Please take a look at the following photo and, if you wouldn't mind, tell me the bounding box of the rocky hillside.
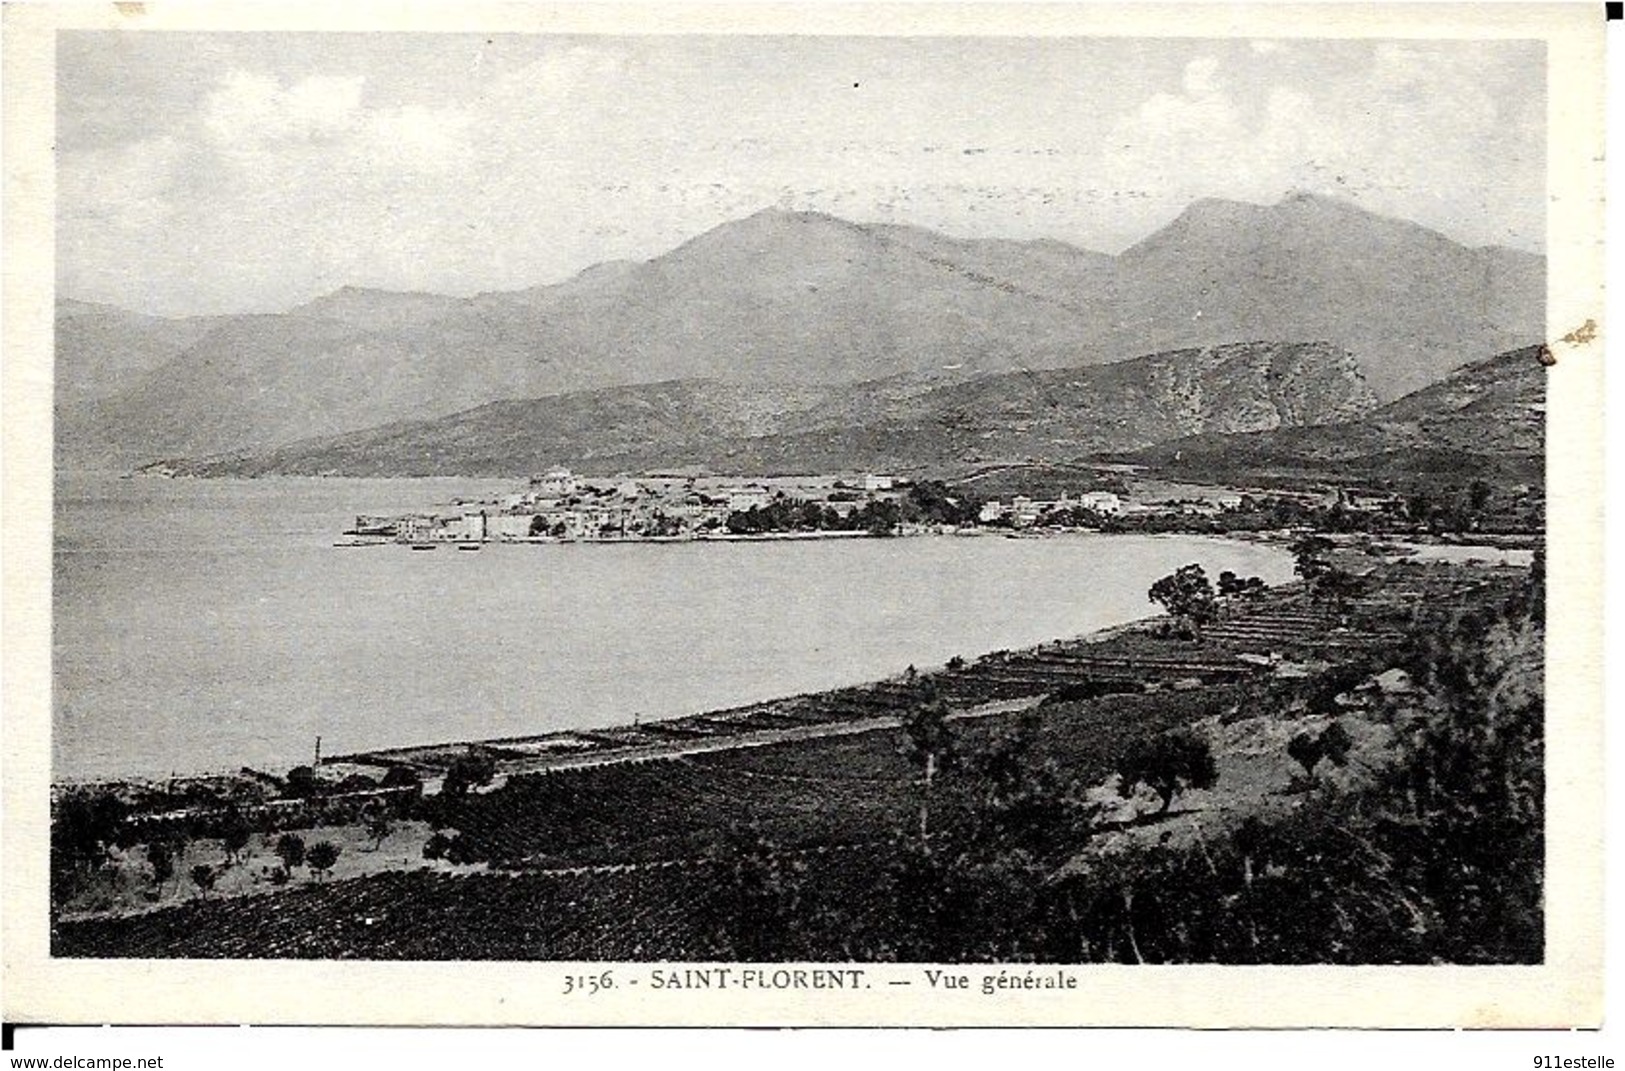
[59,195,1542,470]
[161,341,1375,478]
[1112,345,1546,488]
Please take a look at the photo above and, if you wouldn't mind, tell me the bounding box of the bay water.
[53,474,1294,782]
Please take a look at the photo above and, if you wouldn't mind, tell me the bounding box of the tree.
[902,481,979,527]
[422,830,455,861]
[284,765,320,798]
[366,810,393,851]
[441,752,497,798]
[967,710,1096,860]
[1312,567,1365,610]
[1218,572,1268,600]
[146,841,175,893]
[1288,722,1354,783]
[901,692,956,842]
[1116,729,1219,815]
[381,765,423,792]
[1287,731,1327,780]
[1147,564,1218,639]
[380,765,424,813]
[190,864,217,899]
[53,790,126,874]
[306,841,341,880]
[218,808,251,865]
[274,832,306,875]
[1319,721,1353,769]
[335,772,378,794]
[860,497,901,537]
[1291,535,1336,583]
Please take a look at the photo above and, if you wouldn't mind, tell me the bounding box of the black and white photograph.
[2,0,1607,1035]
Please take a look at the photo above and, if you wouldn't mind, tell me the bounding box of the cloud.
[55,37,1543,315]
[1104,55,1248,201]
[203,71,365,148]
[58,65,496,312]
[1100,44,1543,250]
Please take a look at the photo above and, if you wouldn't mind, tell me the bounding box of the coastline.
[50,597,1179,797]
[48,554,1536,942]
[51,527,1528,796]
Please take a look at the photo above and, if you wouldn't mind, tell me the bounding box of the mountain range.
[159,340,1378,478]
[56,193,1543,473]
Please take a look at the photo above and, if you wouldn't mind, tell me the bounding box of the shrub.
[422,831,454,861]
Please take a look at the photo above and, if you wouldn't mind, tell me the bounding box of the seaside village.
[346,468,1158,545]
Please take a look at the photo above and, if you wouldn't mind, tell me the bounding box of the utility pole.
[314,735,322,767]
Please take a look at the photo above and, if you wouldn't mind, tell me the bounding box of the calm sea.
[52,474,1294,782]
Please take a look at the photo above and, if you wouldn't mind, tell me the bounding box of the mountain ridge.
[1109,345,1546,488]
[58,194,1543,470]
[157,340,1376,478]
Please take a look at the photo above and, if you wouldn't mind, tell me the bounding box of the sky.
[56,32,1546,317]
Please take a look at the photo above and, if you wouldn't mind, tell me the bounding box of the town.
[343,466,1513,547]
[343,467,1120,545]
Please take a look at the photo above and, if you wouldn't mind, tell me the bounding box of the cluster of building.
[977,490,1127,527]
[352,469,905,544]
[350,464,1437,546]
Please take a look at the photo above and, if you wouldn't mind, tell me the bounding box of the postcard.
[1,1,1605,1028]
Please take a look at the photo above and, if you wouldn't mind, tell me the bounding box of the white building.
[531,469,579,496]
[1079,491,1124,516]
[487,514,536,540]
[397,514,442,542]
[863,474,895,492]
[725,486,772,512]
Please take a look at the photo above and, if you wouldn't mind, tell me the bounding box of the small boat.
[410,543,438,551]
[457,542,483,552]
[333,538,389,548]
